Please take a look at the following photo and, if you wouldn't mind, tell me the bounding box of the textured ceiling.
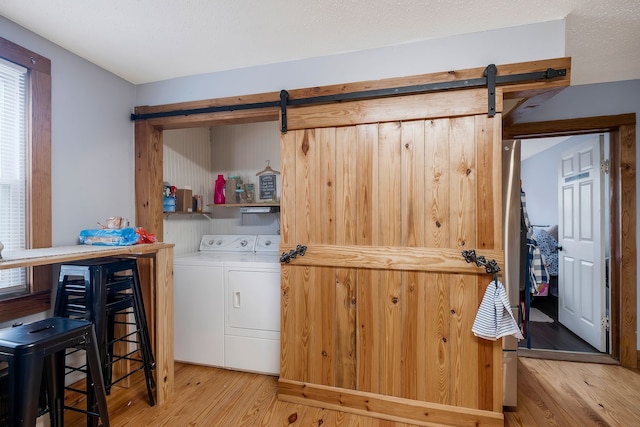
[0,0,639,85]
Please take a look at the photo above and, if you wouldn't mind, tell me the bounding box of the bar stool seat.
[55,257,155,406]
[0,317,109,427]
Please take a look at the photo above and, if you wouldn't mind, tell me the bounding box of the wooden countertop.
[0,242,174,270]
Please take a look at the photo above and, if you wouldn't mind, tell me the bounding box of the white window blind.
[0,57,27,292]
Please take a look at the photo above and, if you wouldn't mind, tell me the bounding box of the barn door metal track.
[130,65,566,133]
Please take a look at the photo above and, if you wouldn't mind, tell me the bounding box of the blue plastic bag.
[79,227,139,246]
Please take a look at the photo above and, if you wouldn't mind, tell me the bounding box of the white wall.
[135,20,566,106]
[0,16,136,246]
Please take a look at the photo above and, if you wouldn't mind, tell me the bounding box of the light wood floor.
[61,357,640,427]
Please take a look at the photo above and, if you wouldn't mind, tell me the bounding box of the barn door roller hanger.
[279,64,565,132]
[130,64,566,133]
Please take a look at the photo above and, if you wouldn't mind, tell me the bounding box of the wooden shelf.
[163,211,211,218]
[207,203,280,208]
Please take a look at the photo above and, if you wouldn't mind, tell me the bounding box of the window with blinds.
[0,57,27,292]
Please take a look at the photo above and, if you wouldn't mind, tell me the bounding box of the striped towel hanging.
[472,280,524,341]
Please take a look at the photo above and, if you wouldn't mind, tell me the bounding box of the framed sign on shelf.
[259,174,276,201]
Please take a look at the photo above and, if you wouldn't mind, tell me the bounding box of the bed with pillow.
[532,225,559,296]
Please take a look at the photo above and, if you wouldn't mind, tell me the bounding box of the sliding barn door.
[279,88,504,416]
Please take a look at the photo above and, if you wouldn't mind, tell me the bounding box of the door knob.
[556,246,563,251]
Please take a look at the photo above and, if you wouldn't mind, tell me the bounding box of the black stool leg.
[131,305,155,406]
[131,265,155,371]
[91,265,109,370]
[43,351,65,427]
[104,309,117,395]
[8,352,44,426]
[130,265,156,404]
[85,326,110,427]
[53,277,66,318]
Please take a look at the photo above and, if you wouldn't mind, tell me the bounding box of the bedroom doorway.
[518,133,610,355]
[503,113,635,368]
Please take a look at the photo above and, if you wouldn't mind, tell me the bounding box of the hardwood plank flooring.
[505,357,640,426]
[518,296,599,353]
[58,359,640,427]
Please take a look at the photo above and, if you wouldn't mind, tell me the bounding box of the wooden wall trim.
[503,113,636,140]
[278,379,504,427]
[279,244,503,274]
[0,291,50,323]
[134,121,164,238]
[502,87,565,131]
[133,57,570,130]
[618,123,637,368]
[610,130,622,361]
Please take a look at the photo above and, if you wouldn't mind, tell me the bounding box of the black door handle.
[556,246,563,251]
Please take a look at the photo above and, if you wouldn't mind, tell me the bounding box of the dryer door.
[225,267,280,339]
[224,265,281,375]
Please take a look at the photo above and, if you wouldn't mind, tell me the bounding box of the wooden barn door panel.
[334,126,358,390]
[279,88,503,416]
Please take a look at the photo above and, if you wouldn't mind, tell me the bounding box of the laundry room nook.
[161,121,282,254]
[162,121,283,377]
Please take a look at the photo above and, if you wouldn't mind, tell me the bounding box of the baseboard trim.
[518,348,619,365]
[278,378,504,427]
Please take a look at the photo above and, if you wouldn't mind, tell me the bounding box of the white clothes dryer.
[223,234,281,375]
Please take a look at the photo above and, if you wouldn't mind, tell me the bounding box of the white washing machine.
[173,234,281,375]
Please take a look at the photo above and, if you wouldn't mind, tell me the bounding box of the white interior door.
[557,135,606,351]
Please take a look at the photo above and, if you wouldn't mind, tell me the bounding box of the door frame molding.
[505,113,637,368]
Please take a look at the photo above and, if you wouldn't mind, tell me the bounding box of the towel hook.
[461,249,501,274]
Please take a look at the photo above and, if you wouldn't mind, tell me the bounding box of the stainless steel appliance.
[502,139,522,407]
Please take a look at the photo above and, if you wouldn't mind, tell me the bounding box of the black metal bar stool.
[0,317,109,427]
[54,258,155,406]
